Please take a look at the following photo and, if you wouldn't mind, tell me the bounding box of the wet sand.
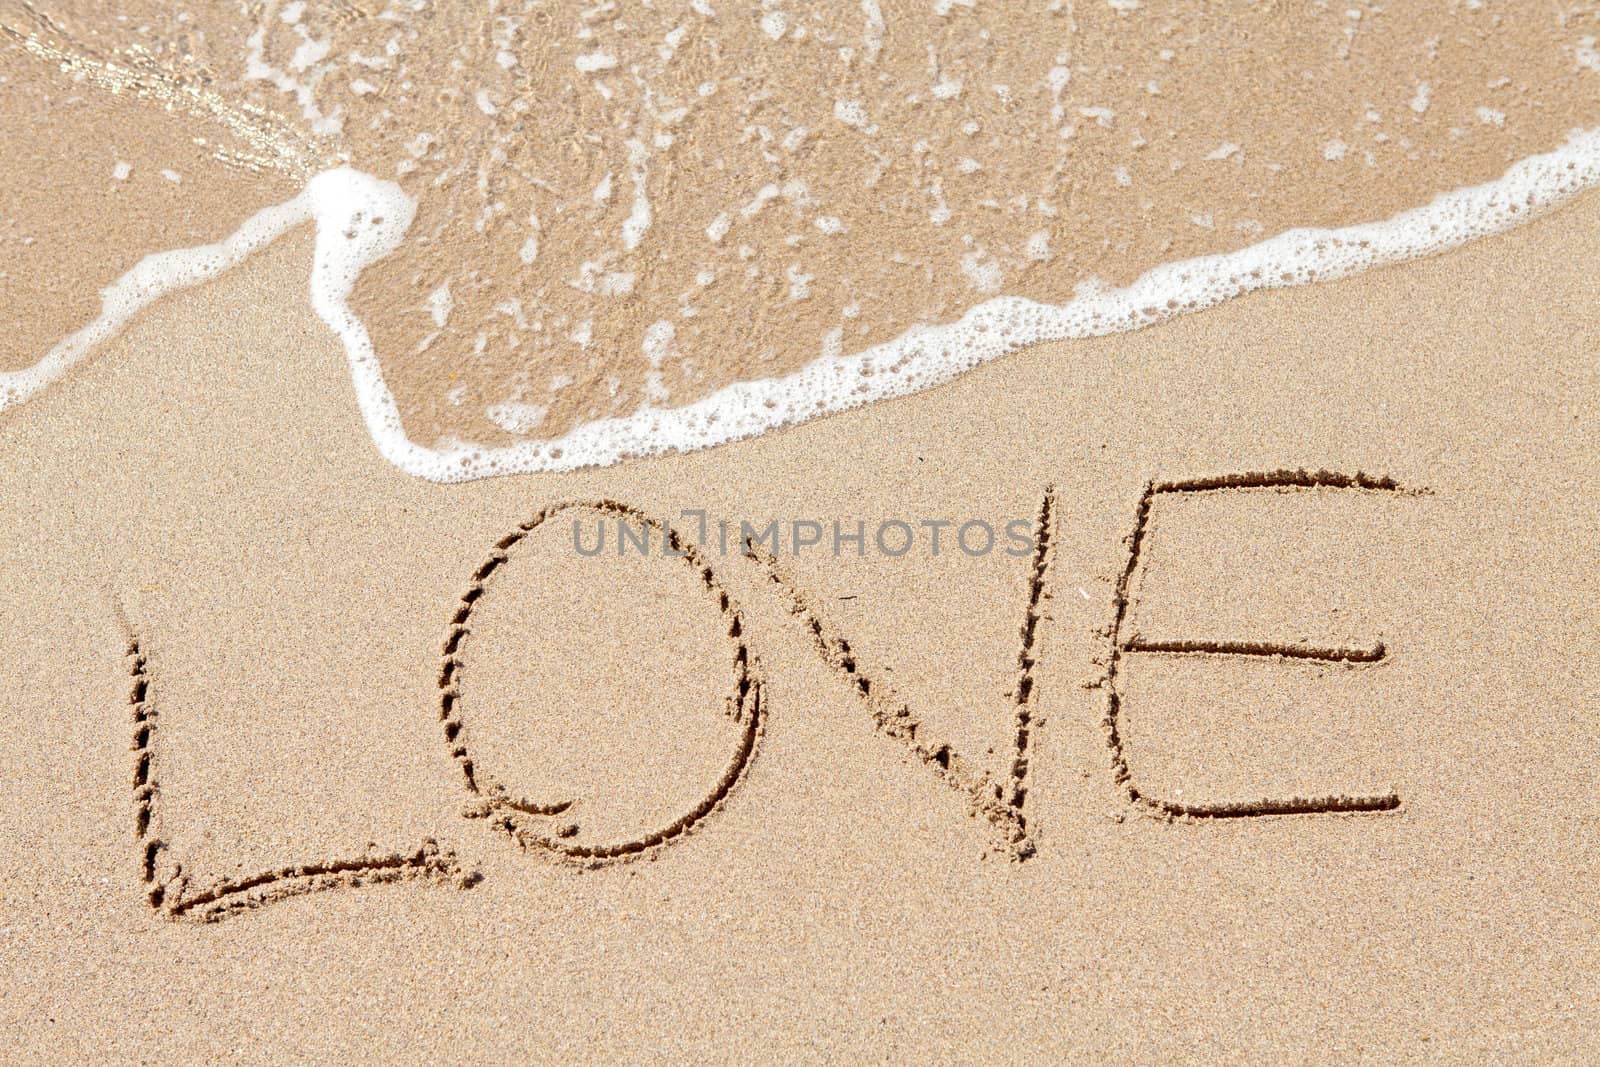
[6,1,1600,446]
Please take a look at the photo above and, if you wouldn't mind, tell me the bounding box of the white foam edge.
[4,128,1598,482]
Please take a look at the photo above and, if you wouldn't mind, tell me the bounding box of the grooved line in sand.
[123,632,471,923]
[745,487,1059,861]
[441,500,767,865]
[1102,469,1414,820]
[1008,486,1057,834]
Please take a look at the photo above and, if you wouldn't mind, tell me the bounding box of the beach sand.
[0,173,1595,1060]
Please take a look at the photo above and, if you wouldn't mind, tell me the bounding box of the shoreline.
[1,129,1597,480]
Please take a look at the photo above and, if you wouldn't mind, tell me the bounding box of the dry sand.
[0,172,1596,1060]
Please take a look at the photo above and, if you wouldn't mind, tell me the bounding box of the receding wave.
[3,2,1599,478]
[2,130,1598,479]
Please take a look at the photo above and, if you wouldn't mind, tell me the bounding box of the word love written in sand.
[124,470,1414,922]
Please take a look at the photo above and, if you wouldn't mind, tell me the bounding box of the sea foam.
[4,131,1599,482]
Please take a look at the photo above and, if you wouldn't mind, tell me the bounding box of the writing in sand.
[122,469,1424,923]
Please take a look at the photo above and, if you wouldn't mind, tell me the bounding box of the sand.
[0,164,1596,1060]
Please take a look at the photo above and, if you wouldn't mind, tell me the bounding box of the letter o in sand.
[437,501,764,863]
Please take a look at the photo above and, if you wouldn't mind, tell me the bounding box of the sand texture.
[0,173,1596,1061]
